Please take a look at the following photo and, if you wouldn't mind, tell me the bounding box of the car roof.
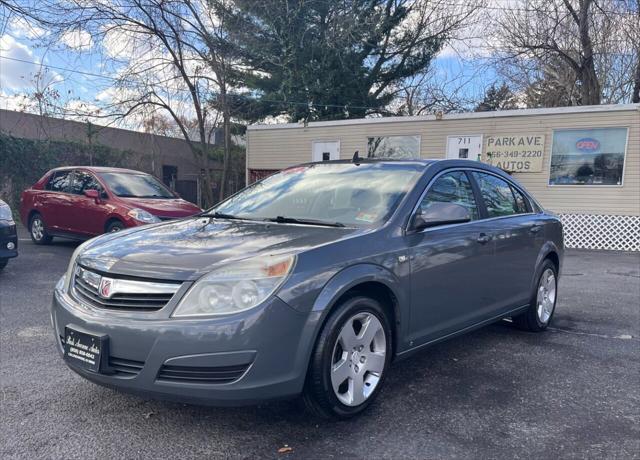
[294,158,524,187]
[49,166,148,175]
[297,158,504,173]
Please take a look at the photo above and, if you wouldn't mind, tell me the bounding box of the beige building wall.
[247,104,640,217]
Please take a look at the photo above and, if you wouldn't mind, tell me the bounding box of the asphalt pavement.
[1,228,639,459]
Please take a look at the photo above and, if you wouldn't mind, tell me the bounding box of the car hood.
[78,217,362,281]
[119,197,201,218]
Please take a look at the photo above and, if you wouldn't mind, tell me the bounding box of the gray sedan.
[51,159,563,418]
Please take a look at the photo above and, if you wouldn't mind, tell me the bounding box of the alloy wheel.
[330,312,386,407]
[31,218,44,241]
[536,268,556,324]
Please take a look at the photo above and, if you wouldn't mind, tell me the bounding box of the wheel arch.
[104,216,125,232]
[27,209,41,226]
[310,264,406,359]
[536,241,562,274]
[530,242,563,294]
[545,250,560,272]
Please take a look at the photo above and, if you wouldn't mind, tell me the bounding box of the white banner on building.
[484,134,545,172]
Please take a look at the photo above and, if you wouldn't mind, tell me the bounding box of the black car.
[0,199,18,270]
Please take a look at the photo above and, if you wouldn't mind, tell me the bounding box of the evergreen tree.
[474,83,518,112]
[217,0,448,121]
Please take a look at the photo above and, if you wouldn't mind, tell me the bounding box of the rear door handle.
[530,225,543,234]
[477,233,492,244]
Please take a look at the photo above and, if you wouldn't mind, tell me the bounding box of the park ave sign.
[483,134,545,172]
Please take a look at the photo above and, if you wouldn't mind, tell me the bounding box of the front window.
[98,173,174,198]
[214,162,424,227]
[367,135,420,159]
[70,171,106,197]
[549,128,628,185]
[420,171,479,220]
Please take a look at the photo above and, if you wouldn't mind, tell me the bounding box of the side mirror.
[411,202,471,231]
[84,189,101,203]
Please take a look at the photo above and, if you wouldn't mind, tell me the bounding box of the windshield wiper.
[201,211,245,220]
[265,216,345,228]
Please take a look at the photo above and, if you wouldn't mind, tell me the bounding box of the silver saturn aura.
[52,159,563,419]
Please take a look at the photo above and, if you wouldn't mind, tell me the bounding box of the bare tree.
[44,0,239,205]
[626,2,640,103]
[391,70,475,115]
[493,0,638,106]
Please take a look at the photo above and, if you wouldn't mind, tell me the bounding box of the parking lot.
[1,228,638,459]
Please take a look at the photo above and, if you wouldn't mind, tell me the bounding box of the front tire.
[513,259,558,332]
[29,213,53,245]
[0,258,7,270]
[303,295,392,419]
[106,220,125,233]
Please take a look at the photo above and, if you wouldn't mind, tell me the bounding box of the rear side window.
[420,171,479,220]
[473,172,519,218]
[46,171,72,192]
[511,186,529,214]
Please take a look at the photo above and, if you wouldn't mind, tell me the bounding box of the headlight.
[56,274,67,291]
[128,208,160,223]
[60,240,92,294]
[0,201,14,223]
[172,254,295,317]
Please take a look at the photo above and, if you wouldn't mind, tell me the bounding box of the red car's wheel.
[29,213,53,245]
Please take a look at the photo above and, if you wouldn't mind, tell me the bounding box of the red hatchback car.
[20,167,202,244]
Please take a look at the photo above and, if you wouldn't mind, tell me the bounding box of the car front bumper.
[0,221,18,259]
[51,287,320,406]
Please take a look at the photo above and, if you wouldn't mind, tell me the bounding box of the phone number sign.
[484,135,545,172]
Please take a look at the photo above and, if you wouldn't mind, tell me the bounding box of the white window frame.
[547,126,630,188]
[311,139,341,162]
[365,134,422,159]
[446,134,484,161]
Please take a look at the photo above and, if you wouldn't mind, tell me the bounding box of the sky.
[0,2,507,134]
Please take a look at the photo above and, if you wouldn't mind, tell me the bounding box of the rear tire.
[105,220,125,233]
[29,213,53,245]
[513,259,558,332]
[303,295,392,419]
[0,258,7,270]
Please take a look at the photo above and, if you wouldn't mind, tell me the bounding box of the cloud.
[8,16,48,40]
[60,29,94,50]
[102,26,152,60]
[0,35,40,90]
[0,91,36,111]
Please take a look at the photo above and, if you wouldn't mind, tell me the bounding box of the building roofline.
[247,103,640,131]
[0,108,189,144]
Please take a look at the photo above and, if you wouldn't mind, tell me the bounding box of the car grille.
[156,364,250,385]
[72,266,180,311]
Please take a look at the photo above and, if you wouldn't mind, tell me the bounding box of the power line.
[1,45,636,110]
[0,55,386,110]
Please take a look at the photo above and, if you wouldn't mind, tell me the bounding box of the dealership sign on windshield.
[483,134,545,172]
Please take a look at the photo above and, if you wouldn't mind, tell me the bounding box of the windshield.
[213,162,424,227]
[99,173,174,199]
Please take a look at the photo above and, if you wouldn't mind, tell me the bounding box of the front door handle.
[477,233,492,244]
[529,225,543,234]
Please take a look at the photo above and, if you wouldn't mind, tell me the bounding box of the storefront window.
[550,128,628,185]
[367,135,420,159]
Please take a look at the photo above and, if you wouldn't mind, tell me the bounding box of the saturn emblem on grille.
[99,278,114,299]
